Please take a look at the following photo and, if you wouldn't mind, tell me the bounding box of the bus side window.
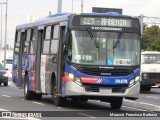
[42,26,51,54]
[50,25,59,54]
[17,31,21,42]
[30,28,37,54]
[14,31,21,53]
[24,29,31,54]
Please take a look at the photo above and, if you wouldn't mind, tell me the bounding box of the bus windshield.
[141,54,160,64]
[68,30,140,66]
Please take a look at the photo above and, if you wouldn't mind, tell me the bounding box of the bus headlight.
[68,73,74,80]
[68,73,82,86]
[129,76,140,87]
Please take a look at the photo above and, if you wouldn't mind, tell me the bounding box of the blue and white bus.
[12,12,142,109]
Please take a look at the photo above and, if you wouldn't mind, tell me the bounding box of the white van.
[141,51,160,91]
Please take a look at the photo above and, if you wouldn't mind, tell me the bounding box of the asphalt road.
[0,78,160,120]
[138,87,160,106]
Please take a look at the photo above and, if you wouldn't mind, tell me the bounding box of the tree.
[143,25,160,51]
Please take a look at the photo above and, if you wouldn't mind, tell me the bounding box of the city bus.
[12,12,142,109]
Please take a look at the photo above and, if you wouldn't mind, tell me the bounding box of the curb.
[123,99,160,111]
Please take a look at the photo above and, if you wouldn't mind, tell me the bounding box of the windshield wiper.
[87,28,93,38]
[113,29,126,49]
[87,28,99,48]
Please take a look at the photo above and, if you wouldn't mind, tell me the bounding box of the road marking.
[146,96,159,99]
[125,99,152,105]
[2,95,11,97]
[21,99,24,101]
[57,107,61,109]
[78,113,96,118]
[32,102,44,105]
[122,106,146,111]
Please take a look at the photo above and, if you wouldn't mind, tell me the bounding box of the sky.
[1,0,160,48]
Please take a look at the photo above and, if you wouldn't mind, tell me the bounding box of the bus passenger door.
[56,22,68,95]
[34,26,44,92]
[18,30,26,88]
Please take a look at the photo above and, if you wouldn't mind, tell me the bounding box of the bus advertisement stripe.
[81,77,98,83]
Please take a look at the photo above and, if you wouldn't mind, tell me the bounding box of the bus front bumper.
[64,81,140,99]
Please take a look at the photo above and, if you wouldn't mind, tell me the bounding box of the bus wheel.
[24,76,33,100]
[110,97,123,109]
[54,95,66,107]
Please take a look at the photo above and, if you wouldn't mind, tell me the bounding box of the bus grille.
[83,84,128,93]
[79,67,131,76]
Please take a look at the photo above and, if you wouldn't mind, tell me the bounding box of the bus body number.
[115,79,128,84]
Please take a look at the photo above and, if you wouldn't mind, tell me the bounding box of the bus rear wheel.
[24,76,33,100]
[110,97,123,109]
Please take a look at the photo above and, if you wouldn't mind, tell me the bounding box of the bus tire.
[110,97,123,109]
[54,95,66,107]
[24,75,33,100]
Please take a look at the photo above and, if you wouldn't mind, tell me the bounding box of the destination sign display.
[80,17,133,27]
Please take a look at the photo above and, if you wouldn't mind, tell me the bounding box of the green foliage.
[143,25,160,51]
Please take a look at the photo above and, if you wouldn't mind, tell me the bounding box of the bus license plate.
[100,88,112,93]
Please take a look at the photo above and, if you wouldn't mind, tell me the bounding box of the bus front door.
[34,26,44,92]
